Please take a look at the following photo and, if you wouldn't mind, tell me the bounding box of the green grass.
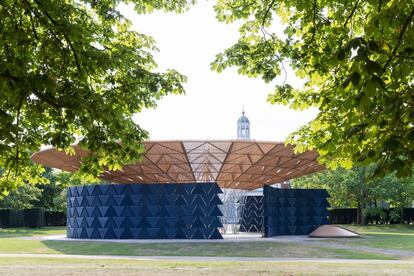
[0,227,65,238]
[0,257,413,275]
[1,225,412,260]
[317,224,414,252]
[0,237,390,259]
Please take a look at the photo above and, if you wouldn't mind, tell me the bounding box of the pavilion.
[31,140,329,240]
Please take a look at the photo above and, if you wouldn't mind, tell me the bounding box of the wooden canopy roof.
[31,140,324,190]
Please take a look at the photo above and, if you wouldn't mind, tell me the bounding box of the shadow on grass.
[39,238,395,260]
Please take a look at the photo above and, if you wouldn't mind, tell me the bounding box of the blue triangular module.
[192,206,205,216]
[147,228,160,239]
[183,194,195,205]
[105,217,117,228]
[137,217,151,228]
[113,217,125,228]
[174,195,187,205]
[165,217,178,228]
[209,194,222,205]
[183,183,195,194]
[113,195,125,206]
[148,205,161,216]
[113,184,124,195]
[165,195,179,205]
[209,206,223,216]
[113,206,125,217]
[164,184,176,194]
[158,206,169,217]
[209,228,223,239]
[192,228,204,239]
[182,216,194,227]
[165,228,178,239]
[130,217,142,228]
[175,228,187,239]
[97,228,109,239]
[85,228,94,238]
[129,228,141,238]
[123,184,134,195]
[98,217,109,228]
[85,196,95,206]
[85,207,95,217]
[98,184,110,195]
[85,185,94,196]
[130,184,142,194]
[183,228,196,239]
[91,196,101,207]
[106,206,117,217]
[192,184,204,194]
[175,184,187,194]
[113,228,124,239]
[130,206,142,217]
[121,206,135,217]
[120,228,134,239]
[147,217,159,228]
[137,228,151,239]
[129,195,142,205]
[155,228,168,239]
[106,185,117,195]
[175,217,186,228]
[98,195,110,206]
[79,228,89,238]
[91,185,103,196]
[192,217,204,228]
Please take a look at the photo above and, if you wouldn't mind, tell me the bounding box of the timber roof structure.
[31,140,324,190]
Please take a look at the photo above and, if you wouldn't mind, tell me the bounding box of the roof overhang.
[31,140,324,190]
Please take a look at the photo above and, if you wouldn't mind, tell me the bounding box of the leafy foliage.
[292,166,414,224]
[0,0,194,195]
[212,0,414,176]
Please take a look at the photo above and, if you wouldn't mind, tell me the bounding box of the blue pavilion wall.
[67,183,223,239]
[239,196,263,232]
[263,186,330,237]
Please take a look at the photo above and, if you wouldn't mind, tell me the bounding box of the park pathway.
[0,253,412,264]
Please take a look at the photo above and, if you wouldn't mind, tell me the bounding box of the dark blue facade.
[239,196,263,232]
[67,183,223,239]
[263,186,330,237]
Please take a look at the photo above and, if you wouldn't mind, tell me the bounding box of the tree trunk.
[356,202,361,224]
[360,201,368,225]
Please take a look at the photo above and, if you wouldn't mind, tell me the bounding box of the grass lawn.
[0,256,413,275]
[316,224,414,252]
[0,226,391,259]
[1,225,413,260]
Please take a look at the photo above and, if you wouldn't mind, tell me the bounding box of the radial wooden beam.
[31,140,324,190]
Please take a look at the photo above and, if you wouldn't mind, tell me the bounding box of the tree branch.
[381,6,414,75]
[344,0,360,27]
[33,0,82,72]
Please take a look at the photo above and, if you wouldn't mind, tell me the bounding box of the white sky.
[120,1,318,141]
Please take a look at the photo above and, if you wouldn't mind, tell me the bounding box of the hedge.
[329,208,414,224]
[0,209,65,228]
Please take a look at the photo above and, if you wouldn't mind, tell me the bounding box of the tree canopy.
[292,166,414,224]
[212,0,414,177]
[0,0,194,195]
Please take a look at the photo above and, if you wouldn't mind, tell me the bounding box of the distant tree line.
[0,167,103,212]
[292,166,414,225]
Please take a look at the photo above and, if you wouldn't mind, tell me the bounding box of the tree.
[293,166,414,224]
[212,1,414,177]
[0,0,194,195]
[0,182,41,209]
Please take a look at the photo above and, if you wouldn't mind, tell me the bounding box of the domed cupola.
[237,108,250,139]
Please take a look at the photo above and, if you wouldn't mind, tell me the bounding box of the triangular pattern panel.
[67,183,223,239]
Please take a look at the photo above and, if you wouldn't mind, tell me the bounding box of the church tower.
[237,108,250,139]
